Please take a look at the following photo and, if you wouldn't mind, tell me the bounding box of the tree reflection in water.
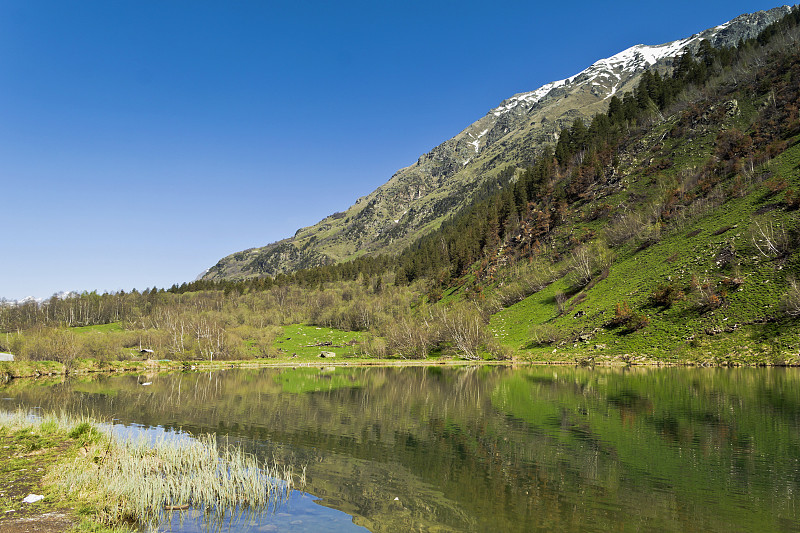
[3,366,799,532]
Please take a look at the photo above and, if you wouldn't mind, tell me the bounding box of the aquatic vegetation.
[49,428,296,528]
[1,410,297,530]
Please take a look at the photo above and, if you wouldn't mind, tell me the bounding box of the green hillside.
[492,138,800,363]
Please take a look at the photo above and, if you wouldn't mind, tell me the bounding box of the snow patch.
[468,128,490,152]
[492,78,569,117]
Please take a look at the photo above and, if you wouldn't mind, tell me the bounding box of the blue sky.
[0,0,786,300]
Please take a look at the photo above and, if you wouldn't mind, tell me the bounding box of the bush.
[529,323,563,346]
[782,278,800,318]
[765,175,788,195]
[749,217,789,257]
[605,213,644,246]
[19,328,79,366]
[720,276,744,290]
[569,242,614,287]
[434,305,491,360]
[385,317,436,359]
[80,332,122,361]
[625,313,650,332]
[606,301,649,332]
[693,279,726,311]
[554,291,566,315]
[356,334,388,358]
[650,283,685,308]
[486,342,513,360]
[495,260,555,308]
[608,301,633,327]
[784,188,800,209]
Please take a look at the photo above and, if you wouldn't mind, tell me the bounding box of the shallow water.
[3,365,799,532]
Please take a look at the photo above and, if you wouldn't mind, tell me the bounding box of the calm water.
[3,365,799,532]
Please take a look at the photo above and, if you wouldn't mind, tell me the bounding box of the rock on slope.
[203,6,791,281]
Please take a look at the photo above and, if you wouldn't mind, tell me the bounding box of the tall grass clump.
[46,421,297,529]
[0,408,94,434]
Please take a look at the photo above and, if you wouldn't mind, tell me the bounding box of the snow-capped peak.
[491,37,695,118]
[590,39,689,73]
[485,6,794,121]
[492,78,569,117]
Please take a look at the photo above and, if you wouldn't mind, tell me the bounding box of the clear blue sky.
[0,0,786,300]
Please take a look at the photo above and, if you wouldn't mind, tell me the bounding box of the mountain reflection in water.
[3,366,799,532]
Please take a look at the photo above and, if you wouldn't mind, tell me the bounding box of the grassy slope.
[491,128,800,364]
[273,324,368,359]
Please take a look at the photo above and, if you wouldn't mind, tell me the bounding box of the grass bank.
[2,318,799,383]
[0,410,298,532]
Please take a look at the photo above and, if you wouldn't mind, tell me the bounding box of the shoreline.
[2,355,799,381]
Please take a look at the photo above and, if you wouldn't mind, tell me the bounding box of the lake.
[2,365,799,532]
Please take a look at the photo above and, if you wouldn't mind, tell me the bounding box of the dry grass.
[0,410,298,530]
[50,431,296,528]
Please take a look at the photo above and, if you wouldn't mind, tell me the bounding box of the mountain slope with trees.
[202,6,791,281]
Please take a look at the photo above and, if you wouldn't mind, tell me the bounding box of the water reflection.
[158,491,369,533]
[2,366,799,532]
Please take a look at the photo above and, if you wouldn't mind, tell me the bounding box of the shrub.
[626,313,650,332]
[529,323,563,346]
[495,260,555,307]
[605,213,643,246]
[357,334,388,358]
[784,188,800,209]
[487,342,513,360]
[554,291,566,315]
[608,301,633,327]
[782,278,800,318]
[19,328,79,366]
[570,246,594,287]
[695,279,726,311]
[749,217,789,257]
[765,175,788,195]
[569,242,614,287]
[650,283,685,308]
[80,332,122,361]
[607,301,649,332]
[720,276,744,290]
[434,305,491,360]
[385,317,436,359]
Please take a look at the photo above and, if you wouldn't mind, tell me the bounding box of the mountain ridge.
[203,6,792,282]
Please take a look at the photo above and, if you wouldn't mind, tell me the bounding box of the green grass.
[0,360,66,378]
[70,323,124,335]
[272,324,370,360]
[490,132,800,365]
[0,410,132,532]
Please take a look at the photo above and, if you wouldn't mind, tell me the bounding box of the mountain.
[0,291,82,307]
[203,6,793,282]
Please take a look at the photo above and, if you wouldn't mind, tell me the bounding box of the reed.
[0,408,94,434]
[51,430,295,528]
[1,410,296,529]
